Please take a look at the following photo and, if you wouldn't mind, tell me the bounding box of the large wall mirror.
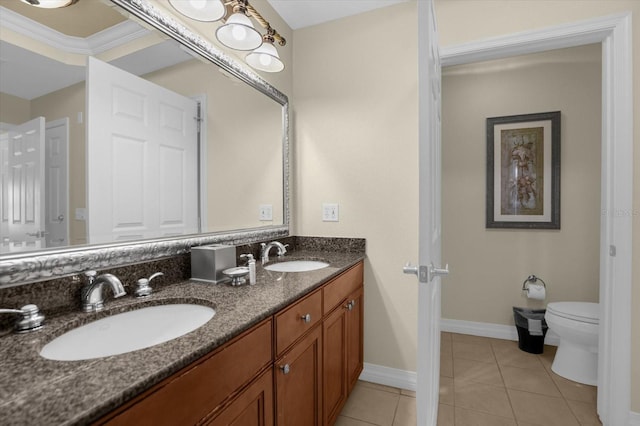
[0,0,289,286]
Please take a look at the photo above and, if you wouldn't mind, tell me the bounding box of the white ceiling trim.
[0,6,149,56]
[266,0,409,30]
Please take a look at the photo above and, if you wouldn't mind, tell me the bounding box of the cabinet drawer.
[275,289,322,356]
[103,319,273,426]
[323,262,363,315]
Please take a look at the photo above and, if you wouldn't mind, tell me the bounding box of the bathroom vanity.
[0,250,364,426]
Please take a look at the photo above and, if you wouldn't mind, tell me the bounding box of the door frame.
[437,13,633,425]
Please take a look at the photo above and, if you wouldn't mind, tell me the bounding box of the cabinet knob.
[301,313,311,323]
[280,364,290,375]
[345,301,353,311]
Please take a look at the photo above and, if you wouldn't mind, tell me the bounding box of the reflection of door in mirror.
[87,57,199,243]
[0,117,45,253]
[0,1,286,256]
[44,118,69,249]
[1,117,70,253]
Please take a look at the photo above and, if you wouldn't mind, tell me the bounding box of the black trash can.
[513,307,548,354]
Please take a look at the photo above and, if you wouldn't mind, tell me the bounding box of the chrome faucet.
[81,271,126,312]
[260,241,288,264]
[0,304,45,333]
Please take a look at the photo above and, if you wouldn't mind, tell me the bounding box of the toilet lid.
[547,302,599,324]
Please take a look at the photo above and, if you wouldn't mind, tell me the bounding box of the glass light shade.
[20,0,77,8]
[168,0,225,22]
[215,12,263,51]
[245,42,284,73]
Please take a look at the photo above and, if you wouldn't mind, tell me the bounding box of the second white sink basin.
[40,304,215,361]
[264,260,329,272]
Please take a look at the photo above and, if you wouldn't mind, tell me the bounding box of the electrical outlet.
[259,204,273,221]
[322,203,339,222]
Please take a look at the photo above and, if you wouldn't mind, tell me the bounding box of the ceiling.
[0,0,408,99]
[266,0,409,30]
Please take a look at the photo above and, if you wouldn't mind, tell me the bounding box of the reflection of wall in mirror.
[0,81,86,246]
[0,57,284,246]
[145,59,284,232]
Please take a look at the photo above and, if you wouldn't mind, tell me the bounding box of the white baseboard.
[359,363,417,392]
[629,411,640,425]
[441,318,560,346]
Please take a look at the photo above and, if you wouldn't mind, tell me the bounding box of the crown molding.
[0,5,149,56]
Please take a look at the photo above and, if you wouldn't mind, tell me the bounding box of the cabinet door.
[322,303,347,426]
[275,325,322,426]
[205,368,274,426]
[346,287,364,392]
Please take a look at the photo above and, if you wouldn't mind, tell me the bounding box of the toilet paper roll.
[526,283,546,300]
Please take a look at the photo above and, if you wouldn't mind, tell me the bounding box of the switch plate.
[322,203,339,222]
[75,208,87,221]
[259,204,273,221]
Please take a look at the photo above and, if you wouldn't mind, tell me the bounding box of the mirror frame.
[0,0,289,287]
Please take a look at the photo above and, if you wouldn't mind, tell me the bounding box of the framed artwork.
[486,111,561,229]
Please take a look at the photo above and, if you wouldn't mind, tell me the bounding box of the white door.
[45,118,69,248]
[86,57,199,243]
[4,117,46,252]
[404,1,445,425]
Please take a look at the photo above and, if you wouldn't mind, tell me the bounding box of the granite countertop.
[0,250,364,425]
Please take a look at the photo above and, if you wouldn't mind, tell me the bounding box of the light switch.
[75,208,87,221]
[259,204,273,221]
[322,203,339,222]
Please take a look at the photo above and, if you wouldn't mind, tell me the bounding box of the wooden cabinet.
[275,325,323,426]
[346,287,364,393]
[275,289,322,356]
[99,319,273,426]
[322,301,348,425]
[96,260,364,426]
[204,368,273,426]
[322,264,364,426]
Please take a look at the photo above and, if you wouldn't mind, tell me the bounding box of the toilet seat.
[547,302,599,325]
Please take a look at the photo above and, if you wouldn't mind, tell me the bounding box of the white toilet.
[545,302,599,386]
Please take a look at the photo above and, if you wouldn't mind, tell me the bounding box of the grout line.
[339,414,380,425]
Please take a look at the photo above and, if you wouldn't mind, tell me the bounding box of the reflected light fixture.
[245,31,284,73]
[170,0,287,72]
[168,0,225,22]
[20,0,78,7]
[215,2,262,51]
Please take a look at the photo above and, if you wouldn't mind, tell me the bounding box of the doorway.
[433,13,633,426]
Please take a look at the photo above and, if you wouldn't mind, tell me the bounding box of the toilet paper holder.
[521,275,546,292]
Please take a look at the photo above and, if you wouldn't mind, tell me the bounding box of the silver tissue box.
[191,244,236,284]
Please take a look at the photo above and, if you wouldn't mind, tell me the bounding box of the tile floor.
[336,332,601,426]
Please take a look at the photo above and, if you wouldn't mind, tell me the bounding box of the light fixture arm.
[226,0,286,46]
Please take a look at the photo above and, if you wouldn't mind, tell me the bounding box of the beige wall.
[293,0,639,413]
[0,93,31,124]
[436,0,640,413]
[147,59,284,231]
[442,44,601,325]
[293,2,420,371]
[31,83,87,245]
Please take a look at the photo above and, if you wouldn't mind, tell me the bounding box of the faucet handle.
[134,272,164,298]
[83,270,97,282]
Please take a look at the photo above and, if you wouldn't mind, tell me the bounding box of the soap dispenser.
[134,272,164,297]
[241,254,256,285]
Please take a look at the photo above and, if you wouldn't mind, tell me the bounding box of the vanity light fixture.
[20,0,78,8]
[245,30,284,72]
[168,0,225,22]
[170,0,287,72]
[215,1,262,51]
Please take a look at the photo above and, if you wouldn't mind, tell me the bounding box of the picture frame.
[486,111,561,229]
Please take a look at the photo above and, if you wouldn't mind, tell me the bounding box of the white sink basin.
[264,260,329,273]
[40,304,215,361]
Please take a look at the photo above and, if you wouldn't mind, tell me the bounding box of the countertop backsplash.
[0,236,365,334]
